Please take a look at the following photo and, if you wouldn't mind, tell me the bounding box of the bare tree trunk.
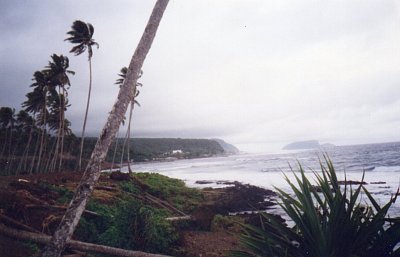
[36,92,48,173]
[59,88,67,172]
[18,123,34,174]
[78,58,93,171]
[110,132,120,172]
[29,129,41,174]
[40,1,169,256]
[126,102,135,174]
[120,122,129,167]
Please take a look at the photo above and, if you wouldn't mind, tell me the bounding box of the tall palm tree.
[40,1,170,256]
[44,54,74,172]
[65,20,99,171]
[23,70,50,173]
[116,67,142,173]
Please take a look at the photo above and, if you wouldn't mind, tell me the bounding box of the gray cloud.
[1,0,399,152]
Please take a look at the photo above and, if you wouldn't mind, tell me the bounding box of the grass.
[134,172,203,212]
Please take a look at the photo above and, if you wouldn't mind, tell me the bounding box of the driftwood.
[95,185,118,192]
[165,215,192,221]
[0,223,171,257]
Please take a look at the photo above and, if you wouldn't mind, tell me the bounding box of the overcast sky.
[1,0,400,152]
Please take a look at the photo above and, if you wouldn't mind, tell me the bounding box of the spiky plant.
[232,158,400,257]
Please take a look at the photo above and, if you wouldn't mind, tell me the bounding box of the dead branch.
[0,223,171,257]
[0,213,41,233]
[95,185,118,192]
[165,215,192,221]
[25,205,100,217]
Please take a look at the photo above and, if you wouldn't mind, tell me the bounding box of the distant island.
[282,140,335,150]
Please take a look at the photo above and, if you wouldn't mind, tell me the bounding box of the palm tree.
[23,70,50,173]
[0,107,15,157]
[15,110,36,174]
[7,110,33,174]
[116,67,143,173]
[0,107,16,174]
[40,1,170,256]
[44,54,74,172]
[65,20,99,172]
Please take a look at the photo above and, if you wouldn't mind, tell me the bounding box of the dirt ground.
[0,171,276,257]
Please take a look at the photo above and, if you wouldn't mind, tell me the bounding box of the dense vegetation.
[0,121,226,174]
[0,172,203,255]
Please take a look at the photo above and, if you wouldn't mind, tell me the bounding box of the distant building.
[171,150,183,154]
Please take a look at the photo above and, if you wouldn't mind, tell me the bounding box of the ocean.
[128,141,400,216]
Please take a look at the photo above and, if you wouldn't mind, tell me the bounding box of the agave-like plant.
[232,158,400,257]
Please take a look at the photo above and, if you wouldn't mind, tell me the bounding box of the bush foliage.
[233,158,400,257]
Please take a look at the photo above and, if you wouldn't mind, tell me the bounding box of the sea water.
[128,142,400,216]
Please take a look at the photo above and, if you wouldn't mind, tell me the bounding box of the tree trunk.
[59,87,67,172]
[36,91,48,173]
[0,224,171,257]
[126,99,135,174]
[29,128,41,174]
[18,123,34,174]
[39,1,169,256]
[110,132,120,172]
[78,58,93,172]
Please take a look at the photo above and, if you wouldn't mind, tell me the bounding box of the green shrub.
[232,158,400,257]
[138,206,178,253]
[98,199,139,249]
[119,180,140,194]
[211,214,241,232]
[74,197,179,254]
[134,172,202,212]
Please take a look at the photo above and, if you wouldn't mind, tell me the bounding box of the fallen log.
[165,215,192,221]
[0,214,41,233]
[95,185,118,192]
[0,223,171,257]
[144,192,187,216]
[25,204,100,217]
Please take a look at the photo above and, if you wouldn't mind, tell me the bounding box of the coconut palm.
[6,110,33,174]
[22,71,49,173]
[23,70,50,173]
[15,110,36,174]
[40,1,170,255]
[0,107,16,172]
[44,54,74,172]
[0,107,14,155]
[65,20,99,172]
[116,67,143,173]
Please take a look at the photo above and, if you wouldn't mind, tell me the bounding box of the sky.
[1,0,400,152]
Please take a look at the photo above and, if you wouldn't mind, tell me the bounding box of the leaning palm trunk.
[40,1,169,256]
